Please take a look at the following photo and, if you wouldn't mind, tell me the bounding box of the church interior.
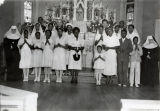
[0,0,160,111]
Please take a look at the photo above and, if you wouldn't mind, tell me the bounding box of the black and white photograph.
[0,0,160,111]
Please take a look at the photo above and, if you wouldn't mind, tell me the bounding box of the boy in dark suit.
[117,29,133,87]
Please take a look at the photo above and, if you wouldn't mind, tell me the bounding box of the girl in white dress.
[18,30,33,82]
[65,23,74,75]
[33,32,43,82]
[52,27,67,83]
[42,30,54,83]
[68,27,84,84]
[93,45,105,85]
[102,27,120,85]
[30,23,44,75]
[46,22,55,38]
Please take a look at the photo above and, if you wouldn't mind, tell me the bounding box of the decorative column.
[33,0,39,23]
[73,0,77,21]
[99,0,102,20]
[66,0,70,20]
[60,0,62,18]
[84,0,87,21]
[113,9,116,23]
[120,0,126,21]
[106,9,109,20]
[91,1,94,21]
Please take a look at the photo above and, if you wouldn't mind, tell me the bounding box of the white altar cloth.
[0,85,38,111]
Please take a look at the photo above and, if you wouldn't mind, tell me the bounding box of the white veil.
[143,35,158,49]
[18,30,32,48]
[4,26,21,40]
[30,23,45,41]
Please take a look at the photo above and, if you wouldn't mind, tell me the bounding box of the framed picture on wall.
[126,3,134,25]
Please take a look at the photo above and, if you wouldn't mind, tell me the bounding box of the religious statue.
[76,4,84,21]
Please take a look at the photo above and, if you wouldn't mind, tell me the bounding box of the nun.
[141,35,160,86]
[4,26,22,81]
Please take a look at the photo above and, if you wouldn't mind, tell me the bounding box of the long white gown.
[68,36,84,70]
[52,34,66,70]
[18,38,32,69]
[102,34,120,76]
[93,52,105,70]
[32,39,43,67]
[65,32,74,66]
[42,38,54,67]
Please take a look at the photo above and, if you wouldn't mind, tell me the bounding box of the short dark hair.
[56,26,64,31]
[97,45,102,50]
[48,23,53,27]
[35,23,40,26]
[73,27,80,33]
[114,25,119,28]
[99,25,103,29]
[45,30,52,36]
[24,29,28,34]
[119,21,125,24]
[35,31,40,36]
[102,19,108,24]
[38,17,43,20]
[128,24,134,29]
[121,28,127,33]
[133,36,138,41]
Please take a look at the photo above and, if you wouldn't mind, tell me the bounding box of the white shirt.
[113,32,121,39]
[122,38,126,43]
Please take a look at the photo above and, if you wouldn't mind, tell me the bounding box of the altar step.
[28,70,118,84]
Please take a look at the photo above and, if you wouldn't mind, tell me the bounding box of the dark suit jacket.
[117,38,133,63]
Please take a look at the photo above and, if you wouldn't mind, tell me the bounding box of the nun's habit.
[4,26,22,81]
[141,35,160,86]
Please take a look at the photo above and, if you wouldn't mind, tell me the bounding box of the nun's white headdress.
[4,26,20,40]
[143,35,159,49]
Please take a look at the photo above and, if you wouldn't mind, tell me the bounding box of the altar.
[43,0,117,33]
[121,99,160,111]
[26,0,119,69]
[0,85,38,111]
